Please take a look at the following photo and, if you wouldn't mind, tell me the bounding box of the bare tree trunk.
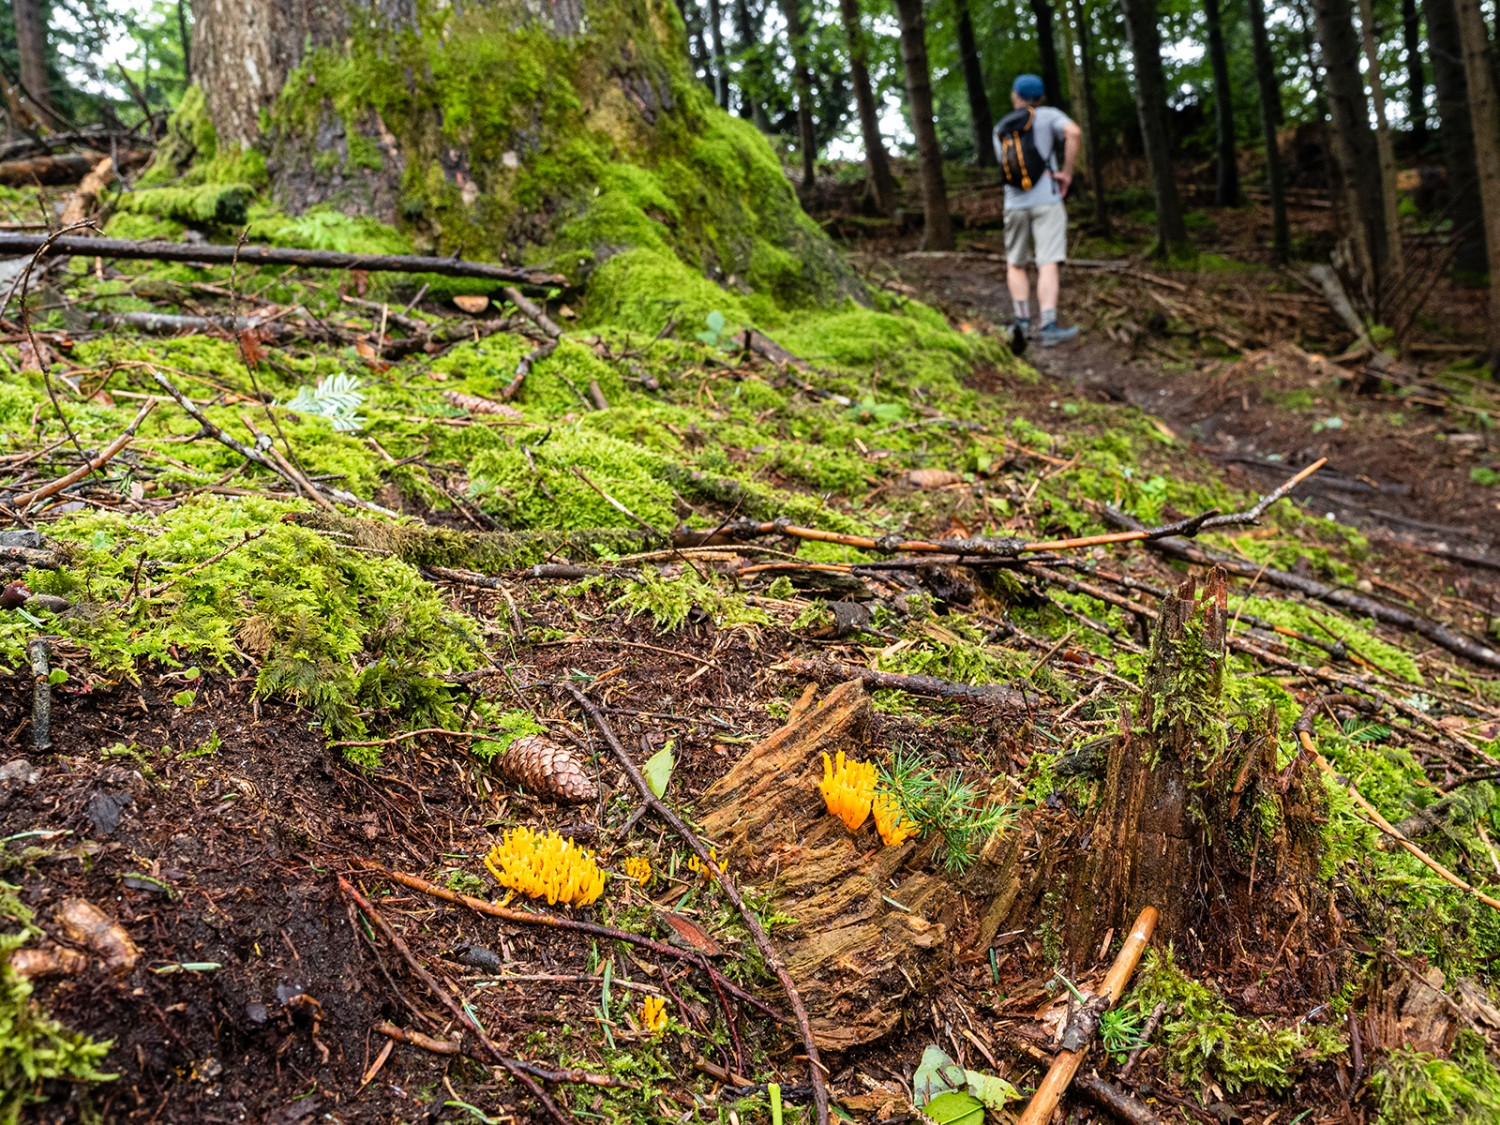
[1426,0,1488,278]
[1069,0,1108,232]
[1119,0,1187,255]
[708,0,729,109]
[778,0,820,189]
[1358,0,1405,274]
[894,0,954,250]
[1311,0,1389,293]
[178,1,193,83]
[1029,0,1068,111]
[1453,0,1500,371]
[838,0,899,209]
[1204,0,1241,206]
[954,0,995,166]
[733,0,768,126]
[1403,0,1428,146]
[1247,0,1290,261]
[14,0,54,119]
[1057,1,1088,199]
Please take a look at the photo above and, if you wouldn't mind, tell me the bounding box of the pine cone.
[494,734,598,804]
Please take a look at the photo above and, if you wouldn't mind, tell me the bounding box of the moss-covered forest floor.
[2,158,1499,1125]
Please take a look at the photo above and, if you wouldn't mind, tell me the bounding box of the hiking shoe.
[1036,322,1080,347]
[1009,318,1031,356]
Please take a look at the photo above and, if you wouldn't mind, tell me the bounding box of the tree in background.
[1029,0,1067,111]
[1246,0,1289,261]
[1119,0,1187,256]
[13,0,53,121]
[838,0,899,210]
[1067,0,1107,232]
[1356,0,1403,275]
[1402,0,1427,148]
[1203,0,1241,207]
[953,0,994,167]
[1453,0,1500,370]
[1426,0,1488,279]
[894,0,954,249]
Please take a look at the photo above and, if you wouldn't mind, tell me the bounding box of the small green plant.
[281,373,366,432]
[1098,1002,1148,1062]
[1470,466,1500,488]
[696,310,735,351]
[879,750,1012,872]
[1372,1032,1500,1124]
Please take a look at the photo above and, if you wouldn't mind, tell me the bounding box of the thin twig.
[563,684,831,1125]
[373,1022,635,1089]
[8,400,152,512]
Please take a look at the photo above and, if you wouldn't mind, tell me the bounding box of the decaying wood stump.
[698,680,963,1049]
[1063,567,1329,969]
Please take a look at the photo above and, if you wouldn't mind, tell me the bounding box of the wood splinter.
[1016,906,1159,1125]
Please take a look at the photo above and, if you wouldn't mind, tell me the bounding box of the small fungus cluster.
[819,751,921,847]
[621,856,652,886]
[686,846,718,878]
[641,995,668,1036]
[485,827,605,907]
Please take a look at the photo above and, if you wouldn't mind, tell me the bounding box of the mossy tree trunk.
[1064,569,1327,969]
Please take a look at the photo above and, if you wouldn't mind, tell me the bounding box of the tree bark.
[732,0,768,125]
[1453,0,1500,371]
[1357,0,1405,274]
[1426,0,1489,278]
[1247,0,1290,261]
[1119,0,1187,255]
[954,0,995,166]
[1403,0,1428,146]
[178,1,193,83]
[778,0,820,189]
[1056,0,1088,200]
[1029,0,1068,112]
[1311,0,1389,294]
[708,0,729,109]
[894,0,954,250]
[838,0,900,210]
[1203,0,1241,206]
[13,0,54,119]
[1068,0,1108,232]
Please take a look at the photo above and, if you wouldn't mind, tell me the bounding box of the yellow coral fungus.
[641,995,668,1036]
[819,751,876,831]
[621,856,652,886]
[686,846,717,878]
[873,788,920,846]
[484,826,606,907]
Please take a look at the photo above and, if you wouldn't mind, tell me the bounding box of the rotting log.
[697,680,1019,1049]
[1063,568,1329,969]
[0,233,567,288]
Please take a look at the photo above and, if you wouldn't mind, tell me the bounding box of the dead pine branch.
[1015,907,1159,1125]
[502,286,563,338]
[563,683,832,1125]
[337,876,576,1125]
[6,400,153,513]
[0,232,568,287]
[58,155,116,227]
[503,339,558,401]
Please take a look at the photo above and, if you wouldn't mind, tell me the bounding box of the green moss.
[1373,1032,1500,1124]
[583,249,750,336]
[116,183,254,227]
[0,883,115,1122]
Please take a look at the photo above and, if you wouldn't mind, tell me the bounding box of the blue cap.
[1013,74,1046,101]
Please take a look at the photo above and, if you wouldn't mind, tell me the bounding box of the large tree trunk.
[778,0,820,189]
[1069,0,1108,232]
[838,0,900,210]
[1056,1,1087,199]
[1119,0,1187,255]
[1203,0,1241,206]
[707,0,729,109]
[1311,0,1390,295]
[1454,0,1500,371]
[1247,0,1290,261]
[894,0,955,250]
[953,0,995,166]
[1403,0,1428,147]
[188,0,860,303]
[14,0,55,120]
[1426,0,1489,278]
[1357,0,1405,274]
[1029,0,1068,112]
[732,0,769,126]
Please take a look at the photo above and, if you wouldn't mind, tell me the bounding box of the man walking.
[995,74,1082,348]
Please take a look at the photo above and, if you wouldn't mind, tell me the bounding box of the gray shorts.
[1004,203,1068,266]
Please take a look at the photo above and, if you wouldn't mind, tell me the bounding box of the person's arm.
[1054,120,1083,198]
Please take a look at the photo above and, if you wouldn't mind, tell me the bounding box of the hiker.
[994,74,1083,348]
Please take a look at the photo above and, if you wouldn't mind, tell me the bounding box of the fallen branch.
[1117,1000,1167,1081]
[28,636,52,753]
[338,877,575,1125]
[373,1022,634,1089]
[6,400,153,512]
[1294,700,1500,914]
[503,339,558,400]
[0,232,567,287]
[1102,509,1500,670]
[379,867,780,1019]
[782,657,1035,709]
[0,152,138,186]
[503,286,563,338]
[563,683,831,1125]
[58,155,116,226]
[1015,907,1159,1125]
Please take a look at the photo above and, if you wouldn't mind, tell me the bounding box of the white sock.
[1013,300,1030,320]
[1041,308,1058,327]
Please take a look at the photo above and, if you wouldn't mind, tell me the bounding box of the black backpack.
[995,106,1050,192]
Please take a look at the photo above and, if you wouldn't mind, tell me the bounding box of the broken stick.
[1015,906,1159,1125]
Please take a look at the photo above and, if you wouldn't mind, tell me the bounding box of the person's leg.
[1003,208,1034,332]
[1033,204,1078,346]
[1036,262,1060,318]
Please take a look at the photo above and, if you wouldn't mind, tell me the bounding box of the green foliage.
[1372,1033,1500,1125]
[471,710,546,761]
[612,570,770,632]
[1133,947,1344,1093]
[879,749,1013,872]
[0,884,115,1123]
[115,182,254,227]
[281,373,368,433]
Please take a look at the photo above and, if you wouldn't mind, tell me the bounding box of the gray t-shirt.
[996,106,1073,210]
